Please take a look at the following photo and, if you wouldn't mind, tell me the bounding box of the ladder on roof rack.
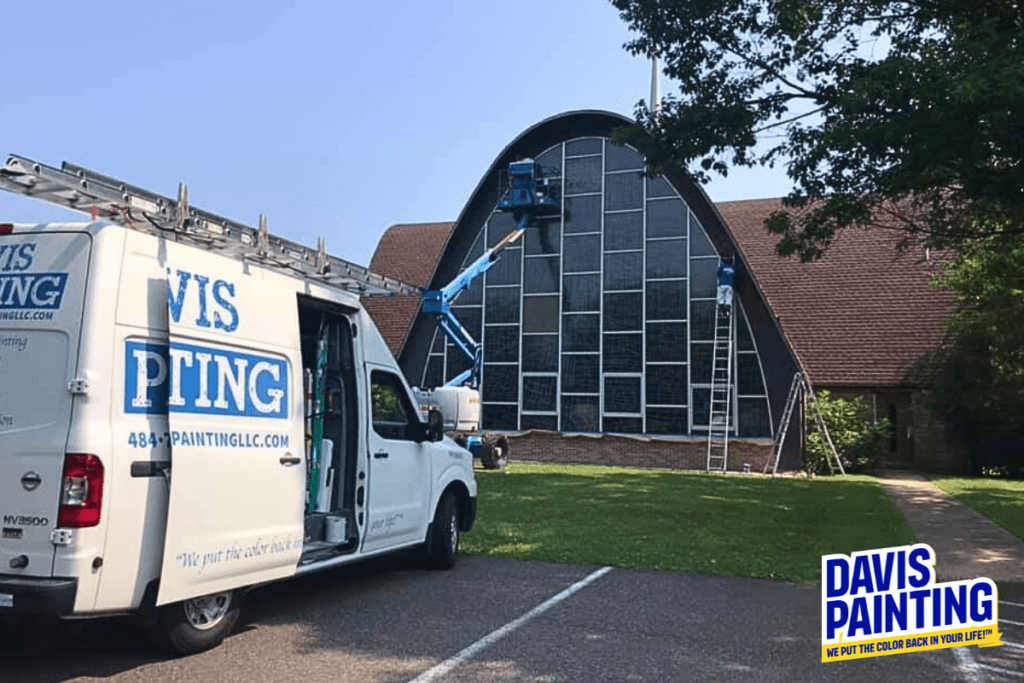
[0,154,419,299]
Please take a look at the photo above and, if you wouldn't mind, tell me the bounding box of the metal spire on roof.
[650,56,661,119]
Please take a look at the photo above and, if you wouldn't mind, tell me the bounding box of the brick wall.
[503,431,775,472]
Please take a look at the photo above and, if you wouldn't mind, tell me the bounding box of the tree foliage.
[924,235,1024,476]
[611,0,1024,260]
[803,390,887,475]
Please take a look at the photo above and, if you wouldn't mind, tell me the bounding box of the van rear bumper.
[0,574,77,616]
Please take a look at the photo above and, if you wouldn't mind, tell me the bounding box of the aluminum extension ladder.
[0,154,419,299]
[706,305,734,472]
[765,372,846,475]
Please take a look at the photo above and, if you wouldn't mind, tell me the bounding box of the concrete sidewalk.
[879,470,1024,596]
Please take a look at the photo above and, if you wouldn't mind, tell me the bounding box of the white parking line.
[953,646,985,683]
[978,663,1024,679]
[406,566,614,683]
[1001,618,1024,627]
[1003,641,1024,651]
[1001,601,1024,609]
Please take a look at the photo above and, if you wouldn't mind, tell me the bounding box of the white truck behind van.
[0,156,478,654]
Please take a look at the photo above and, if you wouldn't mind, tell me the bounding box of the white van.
[0,159,478,654]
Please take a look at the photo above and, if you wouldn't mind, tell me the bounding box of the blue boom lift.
[413,159,560,468]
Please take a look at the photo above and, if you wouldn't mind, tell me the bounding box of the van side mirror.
[427,408,445,442]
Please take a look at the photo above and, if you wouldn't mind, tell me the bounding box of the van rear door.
[0,229,91,578]
[156,263,304,606]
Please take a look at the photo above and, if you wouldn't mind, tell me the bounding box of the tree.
[802,390,887,475]
[611,0,1024,261]
[924,235,1024,476]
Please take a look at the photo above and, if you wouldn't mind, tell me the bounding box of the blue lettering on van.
[0,273,68,310]
[166,268,239,333]
[0,243,36,272]
[124,341,288,419]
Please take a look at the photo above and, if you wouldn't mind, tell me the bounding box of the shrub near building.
[804,391,887,475]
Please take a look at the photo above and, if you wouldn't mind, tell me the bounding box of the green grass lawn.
[928,476,1024,540]
[462,462,915,583]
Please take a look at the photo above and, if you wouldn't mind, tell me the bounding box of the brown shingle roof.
[716,198,954,387]
[366,205,955,388]
[362,222,453,356]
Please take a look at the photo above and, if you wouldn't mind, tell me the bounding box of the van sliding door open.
[156,264,305,606]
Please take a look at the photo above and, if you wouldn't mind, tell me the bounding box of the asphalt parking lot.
[2,556,1021,683]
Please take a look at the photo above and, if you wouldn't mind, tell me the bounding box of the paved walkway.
[879,470,1024,595]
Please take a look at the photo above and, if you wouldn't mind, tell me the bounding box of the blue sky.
[1,0,793,267]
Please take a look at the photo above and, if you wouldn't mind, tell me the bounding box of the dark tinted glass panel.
[430,331,446,355]
[521,414,558,431]
[524,223,561,255]
[522,335,559,372]
[605,141,644,171]
[523,376,558,412]
[484,325,519,363]
[690,257,718,298]
[604,211,643,251]
[522,296,559,333]
[423,355,443,389]
[690,215,717,256]
[646,238,687,279]
[603,333,642,372]
[562,314,599,352]
[646,322,686,362]
[604,293,642,331]
[604,252,643,291]
[536,145,562,172]
[483,403,518,431]
[485,287,520,323]
[604,172,643,211]
[483,364,519,403]
[646,198,687,238]
[562,274,600,311]
[646,176,675,198]
[691,389,710,427]
[561,354,599,392]
[737,353,765,395]
[565,156,602,195]
[691,301,716,341]
[486,247,521,286]
[691,343,712,384]
[645,364,687,405]
[646,280,687,320]
[488,212,518,248]
[646,407,687,434]
[738,397,771,437]
[446,344,471,383]
[605,376,641,413]
[456,279,482,305]
[524,257,559,293]
[564,234,601,273]
[603,417,642,433]
[737,310,755,351]
[452,306,482,341]
[562,395,600,432]
[566,138,603,156]
[465,230,485,263]
[564,195,601,234]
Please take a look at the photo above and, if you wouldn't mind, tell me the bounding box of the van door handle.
[280,455,302,466]
[373,451,389,459]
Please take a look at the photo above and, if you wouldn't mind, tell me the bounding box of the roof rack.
[0,154,419,298]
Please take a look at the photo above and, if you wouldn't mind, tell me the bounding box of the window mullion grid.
[557,142,566,431]
[641,162,648,434]
[598,139,606,431]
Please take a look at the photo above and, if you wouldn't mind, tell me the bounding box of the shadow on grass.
[464,464,916,583]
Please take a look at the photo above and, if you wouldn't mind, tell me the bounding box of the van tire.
[425,492,460,570]
[148,590,242,655]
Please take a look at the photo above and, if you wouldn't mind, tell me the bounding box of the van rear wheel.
[149,590,242,655]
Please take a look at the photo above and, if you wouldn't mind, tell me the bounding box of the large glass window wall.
[420,138,772,437]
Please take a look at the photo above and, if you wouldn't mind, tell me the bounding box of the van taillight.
[0,224,13,235]
[58,454,104,528]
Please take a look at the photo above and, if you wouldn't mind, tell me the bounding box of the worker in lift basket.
[717,259,735,316]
